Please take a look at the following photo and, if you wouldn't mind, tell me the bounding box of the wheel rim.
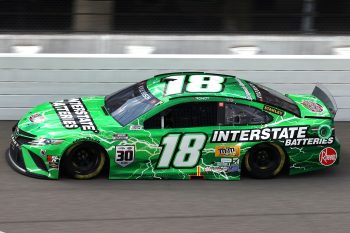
[71,147,100,173]
[249,146,281,172]
[253,149,275,169]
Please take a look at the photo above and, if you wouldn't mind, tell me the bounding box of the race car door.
[123,98,224,180]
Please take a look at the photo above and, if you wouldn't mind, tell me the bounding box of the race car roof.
[146,72,256,102]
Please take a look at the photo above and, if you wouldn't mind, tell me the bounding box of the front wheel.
[62,143,106,179]
[244,143,286,179]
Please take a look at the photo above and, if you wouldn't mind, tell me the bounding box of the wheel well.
[242,142,290,174]
[59,141,110,178]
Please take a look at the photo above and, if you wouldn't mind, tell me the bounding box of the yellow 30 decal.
[215,146,240,157]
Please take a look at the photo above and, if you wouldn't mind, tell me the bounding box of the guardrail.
[0,54,349,120]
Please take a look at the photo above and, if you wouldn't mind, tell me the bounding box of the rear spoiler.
[312,84,338,116]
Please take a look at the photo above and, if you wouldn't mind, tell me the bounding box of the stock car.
[7,72,340,180]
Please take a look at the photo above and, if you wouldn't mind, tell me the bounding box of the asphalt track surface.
[0,121,350,233]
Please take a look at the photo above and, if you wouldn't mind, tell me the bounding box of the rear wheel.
[244,143,286,179]
[63,143,106,179]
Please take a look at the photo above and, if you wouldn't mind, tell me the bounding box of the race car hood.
[287,94,333,118]
[17,96,120,137]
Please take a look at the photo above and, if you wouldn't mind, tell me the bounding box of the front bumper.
[6,148,49,179]
[6,127,58,180]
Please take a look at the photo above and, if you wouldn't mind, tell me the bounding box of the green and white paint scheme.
[8,72,340,180]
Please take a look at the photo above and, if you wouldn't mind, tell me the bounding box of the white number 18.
[157,133,206,168]
[162,74,225,96]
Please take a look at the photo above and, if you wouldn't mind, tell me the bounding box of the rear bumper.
[288,136,341,175]
[6,147,49,180]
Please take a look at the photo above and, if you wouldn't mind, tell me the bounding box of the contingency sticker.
[205,158,240,173]
[47,155,60,169]
[319,147,337,166]
[115,146,135,167]
[264,105,284,116]
[113,134,128,141]
[215,146,240,157]
[29,113,46,123]
[301,100,324,113]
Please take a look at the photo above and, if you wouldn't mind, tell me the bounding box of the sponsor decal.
[236,78,252,100]
[215,158,239,167]
[301,100,323,113]
[130,125,143,130]
[29,113,45,123]
[138,82,160,105]
[232,158,239,165]
[204,165,240,173]
[113,134,128,141]
[249,83,262,101]
[208,158,240,173]
[285,137,333,146]
[51,98,99,133]
[227,165,240,172]
[47,155,60,169]
[40,150,47,156]
[221,158,233,164]
[215,146,240,157]
[138,85,152,100]
[211,126,334,146]
[115,145,135,167]
[264,105,284,116]
[215,159,231,167]
[319,147,337,166]
[204,166,226,173]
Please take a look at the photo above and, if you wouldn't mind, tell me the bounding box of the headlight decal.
[28,138,64,146]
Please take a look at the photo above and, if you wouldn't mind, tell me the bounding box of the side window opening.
[247,82,300,116]
[224,103,272,125]
[143,112,162,129]
[144,102,218,129]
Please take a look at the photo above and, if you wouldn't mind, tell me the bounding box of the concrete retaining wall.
[0,54,349,120]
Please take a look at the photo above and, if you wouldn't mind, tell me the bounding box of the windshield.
[105,81,160,126]
[248,82,300,116]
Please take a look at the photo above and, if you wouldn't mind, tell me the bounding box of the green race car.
[7,72,340,180]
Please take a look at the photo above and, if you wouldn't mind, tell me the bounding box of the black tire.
[244,143,286,179]
[62,143,106,179]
